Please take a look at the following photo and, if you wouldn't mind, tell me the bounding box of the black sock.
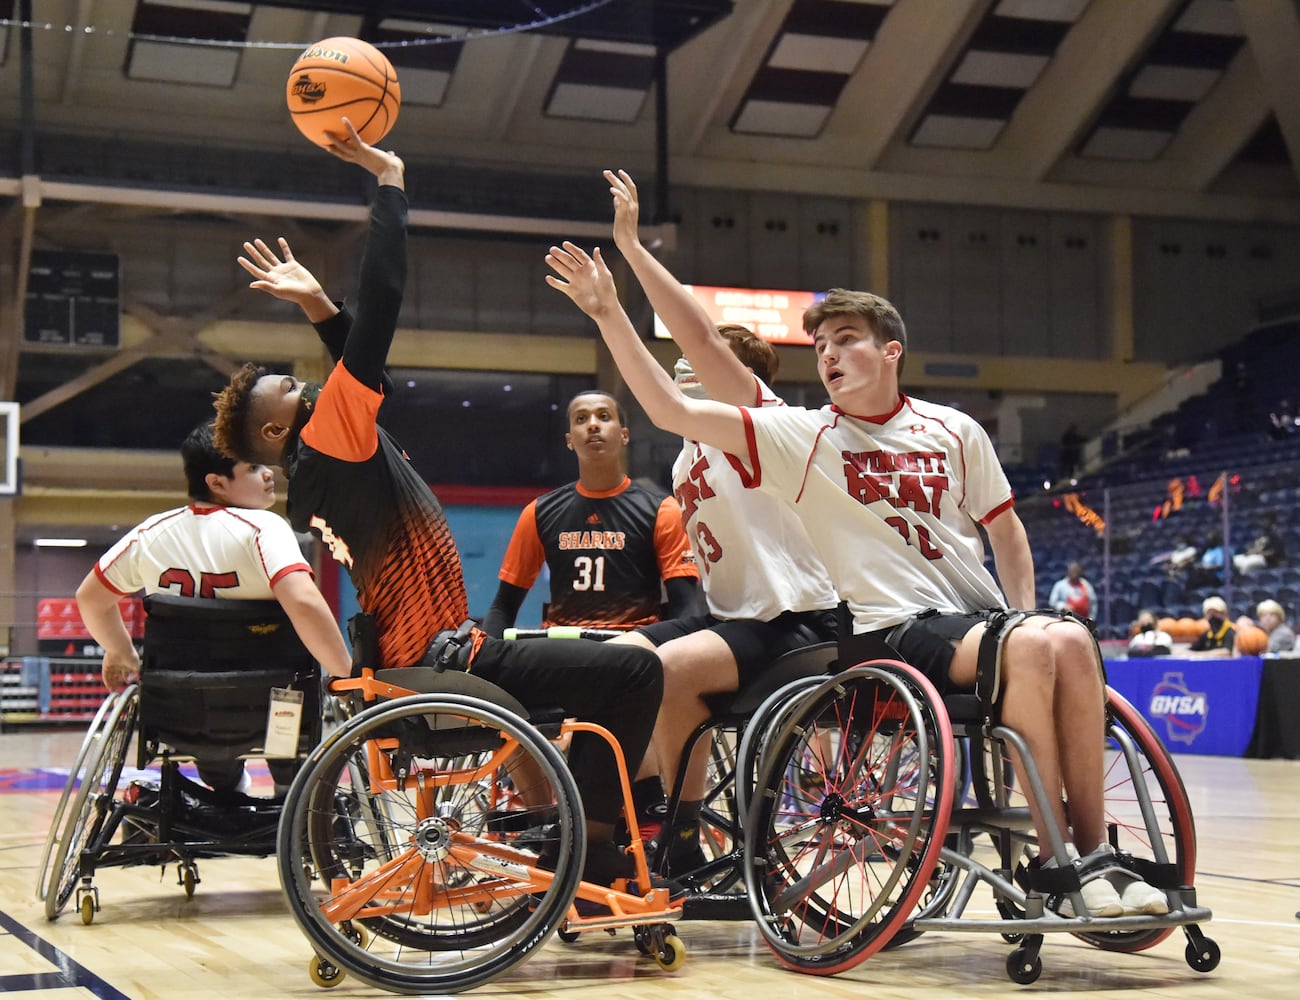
[631,777,667,821]
[675,799,702,828]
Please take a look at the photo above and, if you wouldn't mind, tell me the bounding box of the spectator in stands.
[1059,424,1084,482]
[1187,530,1228,589]
[1049,562,1096,619]
[1168,534,1199,572]
[1268,399,1297,439]
[1127,609,1173,658]
[1233,514,1287,576]
[1236,599,1296,654]
[1189,596,1236,655]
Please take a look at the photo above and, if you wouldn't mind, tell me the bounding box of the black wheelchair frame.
[38,595,322,923]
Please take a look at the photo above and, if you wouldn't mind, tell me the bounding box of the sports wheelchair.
[274,631,835,993]
[741,628,1222,984]
[37,594,322,923]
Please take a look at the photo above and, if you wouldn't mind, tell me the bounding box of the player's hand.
[323,118,405,189]
[100,650,140,692]
[238,238,323,303]
[605,169,642,252]
[545,242,618,319]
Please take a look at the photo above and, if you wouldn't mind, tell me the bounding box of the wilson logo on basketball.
[300,45,350,64]
[291,74,327,104]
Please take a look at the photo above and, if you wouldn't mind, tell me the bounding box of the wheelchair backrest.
[138,594,321,764]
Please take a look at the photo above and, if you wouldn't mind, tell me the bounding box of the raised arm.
[545,241,748,456]
[606,170,756,405]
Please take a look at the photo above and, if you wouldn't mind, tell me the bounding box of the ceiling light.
[34,538,88,548]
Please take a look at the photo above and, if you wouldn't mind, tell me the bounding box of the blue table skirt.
[1104,656,1263,757]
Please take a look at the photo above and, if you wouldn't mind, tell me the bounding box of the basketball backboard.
[0,402,18,496]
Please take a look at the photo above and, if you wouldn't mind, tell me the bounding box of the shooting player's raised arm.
[544,240,748,457]
[605,170,755,406]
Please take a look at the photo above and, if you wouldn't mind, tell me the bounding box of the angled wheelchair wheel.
[744,662,954,974]
[734,675,823,828]
[1073,688,1196,954]
[278,693,585,995]
[36,688,123,901]
[44,684,140,920]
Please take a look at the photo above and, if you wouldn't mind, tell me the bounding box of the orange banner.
[654,285,820,346]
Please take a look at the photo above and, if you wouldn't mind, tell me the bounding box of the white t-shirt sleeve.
[95,524,148,595]
[241,510,313,586]
[956,413,1014,522]
[737,404,821,502]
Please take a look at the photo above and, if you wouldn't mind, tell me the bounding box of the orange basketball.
[286,37,400,149]
[1158,617,1178,638]
[1176,617,1200,640]
[1235,624,1269,655]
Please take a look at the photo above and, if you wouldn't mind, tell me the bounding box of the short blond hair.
[1257,599,1286,621]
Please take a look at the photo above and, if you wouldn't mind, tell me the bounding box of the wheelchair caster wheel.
[308,955,346,988]
[177,863,198,899]
[1185,937,1220,972]
[653,934,686,972]
[557,928,581,944]
[340,921,369,949]
[79,894,96,925]
[1007,948,1041,984]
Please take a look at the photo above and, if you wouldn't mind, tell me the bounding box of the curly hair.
[802,289,907,377]
[211,362,266,461]
[716,324,779,385]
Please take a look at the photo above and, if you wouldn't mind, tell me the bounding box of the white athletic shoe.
[1047,843,1125,917]
[1055,874,1124,918]
[1114,874,1170,916]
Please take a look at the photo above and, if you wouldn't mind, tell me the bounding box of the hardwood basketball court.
[1,726,1295,1000]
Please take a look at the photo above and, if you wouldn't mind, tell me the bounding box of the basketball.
[1235,624,1269,655]
[286,37,400,149]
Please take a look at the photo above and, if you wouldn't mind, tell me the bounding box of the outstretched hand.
[605,169,642,252]
[545,242,619,319]
[238,237,321,303]
[322,117,405,189]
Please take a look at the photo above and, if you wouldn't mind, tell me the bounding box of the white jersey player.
[546,236,1169,917]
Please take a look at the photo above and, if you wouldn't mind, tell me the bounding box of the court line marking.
[0,906,132,1000]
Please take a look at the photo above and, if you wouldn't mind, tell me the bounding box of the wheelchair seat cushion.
[704,641,836,718]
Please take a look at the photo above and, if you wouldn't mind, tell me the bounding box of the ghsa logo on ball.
[290,74,326,104]
[1147,671,1208,746]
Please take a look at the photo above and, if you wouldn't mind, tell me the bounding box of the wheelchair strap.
[423,619,480,672]
[974,609,1029,725]
[975,607,1105,727]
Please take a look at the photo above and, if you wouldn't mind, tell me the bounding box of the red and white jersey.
[94,504,312,599]
[673,376,836,620]
[738,394,1011,631]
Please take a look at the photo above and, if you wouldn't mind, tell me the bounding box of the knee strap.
[974,609,1031,725]
[975,607,1108,726]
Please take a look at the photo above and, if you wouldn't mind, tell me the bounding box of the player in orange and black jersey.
[482,390,699,636]
[211,122,662,891]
